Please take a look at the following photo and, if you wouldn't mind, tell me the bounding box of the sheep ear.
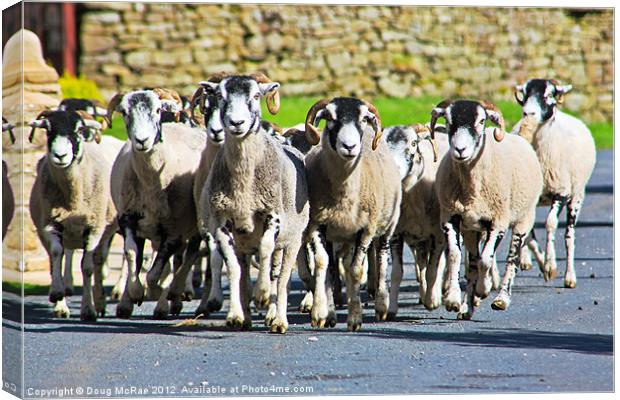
[199,81,219,95]
[258,82,280,96]
[554,84,572,95]
[28,119,50,143]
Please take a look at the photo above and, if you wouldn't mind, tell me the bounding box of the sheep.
[28,110,118,321]
[106,89,206,319]
[302,97,402,331]
[3,117,15,240]
[281,126,313,155]
[383,123,449,316]
[187,81,227,317]
[198,73,309,334]
[512,79,596,288]
[432,99,543,320]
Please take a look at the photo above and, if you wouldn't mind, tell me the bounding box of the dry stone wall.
[79,4,613,122]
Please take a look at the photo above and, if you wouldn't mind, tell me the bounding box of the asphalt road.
[2,150,613,397]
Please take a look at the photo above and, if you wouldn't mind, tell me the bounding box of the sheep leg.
[254,213,280,309]
[117,213,146,318]
[63,249,74,296]
[195,250,213,317]
[166,236,201,308]
[111,255,128,301]
[374,236,390,322]
[492,232,525,311]
[270,242,298,334]
[415,242,429,304]
[346,232,372,332]
[442,216,463,312]
[458,231,480,320]
[477,229,504,299]
[310,230,331,328]
[92,233,113,318]
[490,255,501,290]
[544,195,567,281]
[265,249,283,327]
[298,243,314,313]
[180,253,196,301]
[366,243,377,299]
[324,250,338,327]
[43,225,66,306]
[564,196,582,289]
[79,231,105,322]
[204,233,225,313]
[526,229,546,273]
[387,234,404,320]
[215,225,249,330]
[240,255,253,330]
[424,236,445,311]
[192,257,203,289]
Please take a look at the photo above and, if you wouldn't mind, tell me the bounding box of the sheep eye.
[479,119,485,125]
[254,93,260,101]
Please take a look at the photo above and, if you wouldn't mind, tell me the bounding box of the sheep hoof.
[457,311,472,320]
[116,303,133,319]
[443,288,462,312]
[226,315,246,330]
[110,288,122,301]
[543,265,558,281]
[64,287,74,297]
[80,308,97,322]
[473,296,481,307]
[520,261,533,271]
[152,308,169,320]
[182,289,194,302]
[170,300,183,316]
[269,319,288,334]
[49,290,65,304]
[252,292,271,310]
[206,299,223,312]
[299,292,314,313]
[491,292,510,311]
[564,280,577,289]
[375,310,388,322]
[386,312,397,321]
[347,320,362,332]
[53,304,70,319]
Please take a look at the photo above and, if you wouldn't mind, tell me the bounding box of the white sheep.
[28,110,118,320]
[303,97,402,331]
[198,73,309,334]
[512,79,596,288]
[432,99,543,319]
[107,89,206,319]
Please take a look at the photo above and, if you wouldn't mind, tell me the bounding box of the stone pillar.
[2,29,62,272]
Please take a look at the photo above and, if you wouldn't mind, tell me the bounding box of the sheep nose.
[53,152,67,160]
[523,111,536,117]
[135,137,147,146]
[342,143,357,152]
[229,118,245,127]
[210,127,223,134]
[454,146,466,156]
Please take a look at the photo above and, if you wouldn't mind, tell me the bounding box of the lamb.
[198,73,309,333]
[3,117,15,240]
[432,99,543,320]
[512,79,596,288]
[28,110,118,320]
[106,89,206,319]
[383,123,449,316]
[303,97,402,331]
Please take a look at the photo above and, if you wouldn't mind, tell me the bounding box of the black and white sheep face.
[515,79,572,123]
[118,91,166,152]
[437,101,487,163]
[319,98,377,161]
[202,94,225,144]
[29,111,100,169]
[56,98,106,118]
[203,77,280,139]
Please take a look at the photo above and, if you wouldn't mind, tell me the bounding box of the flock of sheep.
[2,74,596,333]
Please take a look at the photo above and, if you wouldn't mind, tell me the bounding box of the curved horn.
[361,100,383,151]
[206,71,232,83]
[549,79,572,105]
[28,109,55,143]
[412,123,438,163]
[152,87,183,106]
[304,98,331,146]
[250,72,280,115]
[430,99,452,139]
[513,84,525,106]
[106,93,125,128]
[478,100,505,142]
[189,86,206,124]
